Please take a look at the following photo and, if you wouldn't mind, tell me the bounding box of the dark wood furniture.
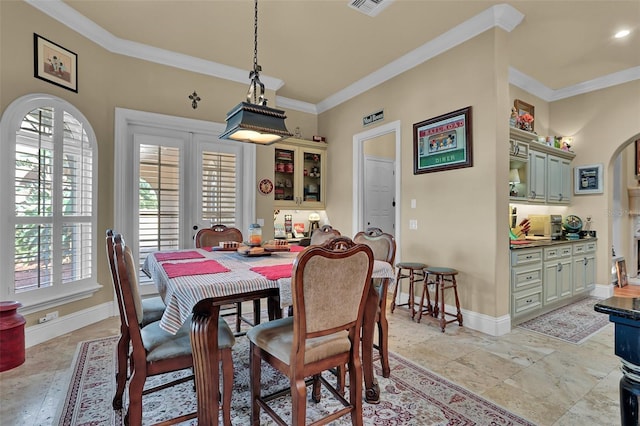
[246,237,374,425]
[353,228,396,378]
[419,266,463,332]
[105,229,166,409]
[110,233,235,425]
[594,297,640,426]
[194,224,260,334]
[391,262,427,317]
[309,224,341,245]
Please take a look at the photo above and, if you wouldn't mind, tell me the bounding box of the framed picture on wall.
[33,33,78,93]
[574,163,603,195]
[413,106,473,174]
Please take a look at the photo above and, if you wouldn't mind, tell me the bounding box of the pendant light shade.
[220,102,291,145]
[220,0,292,145]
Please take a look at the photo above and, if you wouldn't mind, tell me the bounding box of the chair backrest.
[291,236,373,344]
[309,224,341,246]
[195,224,243,248]
[111,233,145,330]
[353,227,396,265]
[106,229,128,327]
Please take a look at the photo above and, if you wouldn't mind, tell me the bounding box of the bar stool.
[391,262,427,318]
[419,267,463,332]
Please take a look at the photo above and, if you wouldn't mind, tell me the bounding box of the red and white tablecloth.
[142,248,395,334]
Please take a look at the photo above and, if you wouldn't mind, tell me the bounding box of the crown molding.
[316,4,525,113]
[25,0,640,115]
[25,0,285,91]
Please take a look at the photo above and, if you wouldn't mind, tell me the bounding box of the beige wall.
[0,1,317,326]
[3,0,640,329]
[318,29,511,318]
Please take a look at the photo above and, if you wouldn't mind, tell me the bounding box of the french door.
[114,109,255,291]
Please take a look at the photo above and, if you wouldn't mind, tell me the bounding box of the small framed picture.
[33,33,78,93]
[616,258,628,288]
[514,99,535,132]
[574,163,604,195]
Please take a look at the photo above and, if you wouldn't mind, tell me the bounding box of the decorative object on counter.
[509,218,530,240]
[284,214,292,234]
[509,168,521,196]
[312,135,326,142]
[413,106,473,175]
[514,99,535,132]
[188,91,201,109]
[293,126,302,138]
[574,163,604,195]
[615,258,629,287]
[563,214,583,240]
[308,212,320,234]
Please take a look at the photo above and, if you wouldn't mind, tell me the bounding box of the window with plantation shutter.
[201,150,237,227]
[1,95,99,310]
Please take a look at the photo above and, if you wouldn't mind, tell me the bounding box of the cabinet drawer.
[509,139,529,158]
[512,287,543,318]
[584,241,596,253]
[511,249,542,266]
[512,265,543,291]
[544,245,572,260]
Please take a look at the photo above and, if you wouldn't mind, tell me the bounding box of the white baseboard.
[398,294,511,337]
[25,302,116,348]
[591,283,614,299]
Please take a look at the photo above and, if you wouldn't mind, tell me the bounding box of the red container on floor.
[0,301,26,371]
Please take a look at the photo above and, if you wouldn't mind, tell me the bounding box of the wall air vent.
[348,0,394,17]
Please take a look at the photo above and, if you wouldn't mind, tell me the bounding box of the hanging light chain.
[246,0,266,106]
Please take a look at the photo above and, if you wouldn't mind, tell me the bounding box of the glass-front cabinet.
[274,138,326,209]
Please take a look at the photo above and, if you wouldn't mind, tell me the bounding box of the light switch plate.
[409,219,417,230]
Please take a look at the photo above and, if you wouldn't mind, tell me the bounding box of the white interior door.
[364,156,395,233]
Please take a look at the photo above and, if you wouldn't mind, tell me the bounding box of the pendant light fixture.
[220,0,292,145]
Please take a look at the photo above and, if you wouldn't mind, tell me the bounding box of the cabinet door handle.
[558,194,563,201]
[530,190,536,199]
[557,263,563,272]
[583,257,588,266]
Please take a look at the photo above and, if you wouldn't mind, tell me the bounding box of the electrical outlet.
[409,219,418,230]
[411,199,416,209]
[39,311,59,323]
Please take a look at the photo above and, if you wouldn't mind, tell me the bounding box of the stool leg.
[391,268,403,313]
[425,275,433,317]
[417,280,426,323]
[409,270,416,319]
[451,275,463,326]
[438,276,446,332]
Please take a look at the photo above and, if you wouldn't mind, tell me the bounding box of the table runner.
[162,259,230,278]
[143,248,395,334]
[154,250,205,261]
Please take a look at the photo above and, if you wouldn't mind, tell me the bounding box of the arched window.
[0,94,100,313]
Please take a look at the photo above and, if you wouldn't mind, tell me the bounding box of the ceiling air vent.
[348,0,394,17]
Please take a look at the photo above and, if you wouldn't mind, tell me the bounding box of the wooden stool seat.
[391,262,427,318]
[418,267,463,332]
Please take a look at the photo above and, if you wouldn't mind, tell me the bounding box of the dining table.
[142,245,396,422]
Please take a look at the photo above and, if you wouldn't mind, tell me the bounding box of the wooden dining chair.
[194,224,260,334]
[247,236,374,426]
[105,229,166,410]
[110,233,235,426]
[309,224,341,246]
[353,227,396,379]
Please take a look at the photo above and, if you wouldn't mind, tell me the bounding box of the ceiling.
[30,0,640,113]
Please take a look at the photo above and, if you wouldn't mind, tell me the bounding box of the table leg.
[362,285,380,404]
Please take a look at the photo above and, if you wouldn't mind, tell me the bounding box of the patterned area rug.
[57,335,535,426]
[517,297,610,344]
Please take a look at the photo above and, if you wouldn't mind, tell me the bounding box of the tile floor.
[1,290,634,426]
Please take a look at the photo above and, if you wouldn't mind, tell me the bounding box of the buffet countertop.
[510,237,597,249]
